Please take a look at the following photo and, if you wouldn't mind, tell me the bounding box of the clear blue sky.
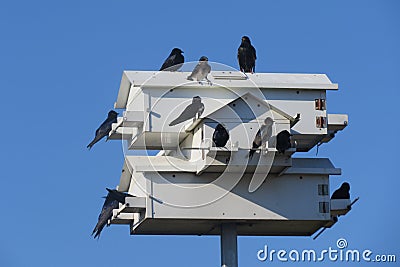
[1,1,398,266]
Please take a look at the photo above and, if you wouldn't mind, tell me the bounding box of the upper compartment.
[110,71,345,152]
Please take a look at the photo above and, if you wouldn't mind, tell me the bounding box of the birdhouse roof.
[115,71,337,109]
[185,92,297,132]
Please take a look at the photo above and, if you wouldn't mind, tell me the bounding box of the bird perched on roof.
[213,123,230,147]
[276,130,292,154]
[187,56,211,84]
[92,188,133,239]
[331,182,350,199]
[249,117,274,159]
[237,36,257,73]
[169,96,204,126]
[160,48,184,71]
[87,110,118,149]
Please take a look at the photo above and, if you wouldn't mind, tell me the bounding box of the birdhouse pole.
[220,223,238,267]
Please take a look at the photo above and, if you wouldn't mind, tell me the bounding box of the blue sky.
[0,0,399,266]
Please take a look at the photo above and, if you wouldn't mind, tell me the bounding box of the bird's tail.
[92,227,100,239]
[169,119,180,126]
[87,141,95,150]
[187,75,193,81]
[87,136,101,149]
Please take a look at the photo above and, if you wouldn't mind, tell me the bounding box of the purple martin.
[276,130,292,154]
[87,110,118,149]
[237,36,257,73]
[249,117,274,159]
[105,188,133,204]
[212,123,229,147]
[92,189,133,239]
[160,48,184,71]
[169,96,204,126]
[331,182,350,199]
[187,56,211,84]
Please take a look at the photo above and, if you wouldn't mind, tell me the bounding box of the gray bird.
[249,117,274,159]
[238,36,257,73]
[87,110,118,149]
[187,56,211,84]
[160,48,184,71]
[212,123,229,147]
[92,189,133,239]
[331,182,350,199]
[169,96,204,126]
[276,130,292,154]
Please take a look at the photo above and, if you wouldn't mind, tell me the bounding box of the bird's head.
[216,123,226,129]
[199,56,208,61]
[341,182,350,191]
[242,36,251,43]
[192,96,202,103]
[108,110,118,117]
[172,48,183,54]
[264,117,274,125]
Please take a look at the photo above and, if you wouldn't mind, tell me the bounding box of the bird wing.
[250,45,257,60]
[88,117,116,149]
[160,54,176,70]
[238,47,246,70]
[106,188,134,204]
[92,195,119,238]
[252,129,262,148]
[197,103,205,117]
[188,62,202,79]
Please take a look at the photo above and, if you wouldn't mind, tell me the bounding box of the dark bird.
[106,188,133,204]
[92,189,133,239]
[237,36,257,73]
[169,96,204,126]
[331,182,350,199]
[160,48,184,71]
[187,56,211,84]
[87,110,118,149]
[212,123,229,147]
[276,130,292,154]
[249,117,274,159]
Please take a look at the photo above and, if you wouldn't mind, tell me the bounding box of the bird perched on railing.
[237,36,257,73]
[87,110,118,149]
[169,96,204,126]
[160,48,184,71]
[187,56,211,84]
[213,123,230,147]
[249,117,274,159]
[92,188,133,239]
[331,182,351,199]
[276,130,292,154]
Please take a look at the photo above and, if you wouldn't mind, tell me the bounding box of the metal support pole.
[220,223,238,267]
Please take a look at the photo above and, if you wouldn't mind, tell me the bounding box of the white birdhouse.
[106,70,352,237]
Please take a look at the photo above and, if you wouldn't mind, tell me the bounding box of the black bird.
[249,117,274,159]
[331,182,350,199]
[276,130,292,154]
[169,96,204,126]
[212,123,229,147]
[160,48,184,71]
[92,189,133,239]
[237,36,257,73]
[87,110,118,149]
[187,56,211,84]
[106,188,133,204]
